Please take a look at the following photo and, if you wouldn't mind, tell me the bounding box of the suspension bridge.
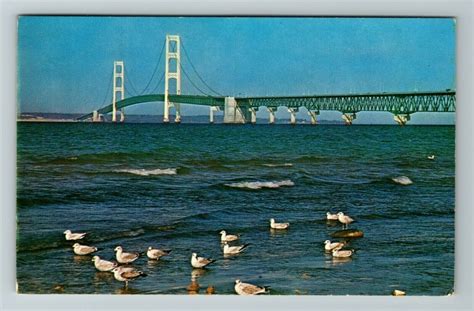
[78,35,456,125]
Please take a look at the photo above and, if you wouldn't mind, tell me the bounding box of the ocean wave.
[225,179,295,189]
[114,168,178,176]
[262,163,293,167]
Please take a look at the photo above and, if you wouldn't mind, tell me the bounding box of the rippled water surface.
[17,123,455,295]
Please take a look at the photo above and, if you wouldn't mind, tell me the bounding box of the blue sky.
[17,17,455,123]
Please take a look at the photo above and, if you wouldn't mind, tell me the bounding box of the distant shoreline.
[17,113,455,125]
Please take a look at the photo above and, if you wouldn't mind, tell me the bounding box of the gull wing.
[121,270,141,279]
[122,252,139,261]
[241,283,265,295]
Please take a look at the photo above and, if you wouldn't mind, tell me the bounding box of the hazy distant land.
[17,113,345,124]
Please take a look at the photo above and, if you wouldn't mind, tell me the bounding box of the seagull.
[234,279,269,295]
[324,240,346,252]
[427,155,435,160]
[392,176,413,185]
[72,243,97,255]
[392,289,406,296]
[220,230,239,243]
[223,242,250,255]
[270,218,289,230]
[91,255,118,272]
[326,212,339,220]
[112,266,147,287]
[146,246,171,260]
[337,212,354,229]
[191,252,215,269]
[114,246,140,264]
[332,248,355,258]
[63,230,86,241]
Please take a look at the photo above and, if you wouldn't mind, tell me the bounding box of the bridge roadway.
[78,90,456,124]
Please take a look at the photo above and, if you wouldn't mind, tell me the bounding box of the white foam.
[392,176,413,185]
[115,168,177,176]
[262,163,293,167]
[225,179,294,189]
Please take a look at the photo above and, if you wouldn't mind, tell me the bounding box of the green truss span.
[78,91,455,120]
[78,94,226,120]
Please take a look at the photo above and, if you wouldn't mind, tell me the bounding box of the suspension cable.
[149,72,165,94]
[139,39,166,94]
[99,71,113,108]
[168,40,210,96]
[124,67,140,96]
[178,58,212,96]
[181,40,224,96]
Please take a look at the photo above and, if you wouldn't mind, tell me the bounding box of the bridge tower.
[111,61,125,122]
[164,35,181,123]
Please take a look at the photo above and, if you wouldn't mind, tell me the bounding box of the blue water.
[16,123,455,295]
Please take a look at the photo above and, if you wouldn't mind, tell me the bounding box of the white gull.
[332,248,355,258]
[234,279,269,295]
[91,255,117,272]
[270,218,289,230]
[220,230,239,242]
[112,266,147,287]
[326,212,339,220]
[64,230,86,241]
[223,242,250,255]
[114,246,140,264]
[72,243,97,255]
[146,247,171,260]
[324,240,345,252]
[337,212,354,228]
[191,252,215,269]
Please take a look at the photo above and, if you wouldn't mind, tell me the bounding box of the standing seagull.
[220,230,239,243]
[337,212,354,229]
[146,246,171,261]
[234,279,269,295]
[114,246,140,264]
[326,212,339,220]
[112,266,147,287]
[223,242,250,255]
[324,240,346,252]
[91,255,118,272]
[63,230,86,241]
[191,253,215,269]
[270,218,289,230]
[72,243,97,255]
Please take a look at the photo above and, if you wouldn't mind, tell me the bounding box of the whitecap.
[392,176,413,185]
[225,179,294,189]
[115,168,177,176]
[262,163,293,167]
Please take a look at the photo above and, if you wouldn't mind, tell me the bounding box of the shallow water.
[16,123,455,295]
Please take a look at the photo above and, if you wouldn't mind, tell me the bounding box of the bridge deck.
[78,91,455,120]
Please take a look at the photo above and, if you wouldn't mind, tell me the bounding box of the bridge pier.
[175,104,181,123]
[92,110,101,122]
[249,108,257,124]
[209,106,220,123]
[393,114,410,126]
[308,110,319,125]
[288,108,298,125]
[223,97,248,124]
[342,112,357,125]
[268,107,276,124]
[120,109,125,122]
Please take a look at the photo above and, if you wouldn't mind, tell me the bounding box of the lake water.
[16,123,455,295]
